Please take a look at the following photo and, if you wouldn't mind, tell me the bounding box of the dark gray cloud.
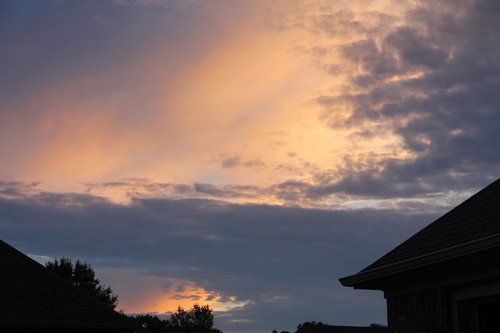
[0,187,436,332]
[0,180,40,199]
[193,183,263,200]
[306,0,500,198]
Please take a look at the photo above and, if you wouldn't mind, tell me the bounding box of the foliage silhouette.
[296,321,327,333]
[135,314,168,332]
[46,257,118,309]
[134,304,222,333]
[295,321,387,333]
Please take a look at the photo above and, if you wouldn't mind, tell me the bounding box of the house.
[0,239,137,332]
[340,178,500,333]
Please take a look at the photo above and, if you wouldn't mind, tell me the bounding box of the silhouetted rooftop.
[340,178,500,287]
[0,239,136,331]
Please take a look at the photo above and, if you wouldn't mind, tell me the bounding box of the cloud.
[285,0,500,198]
[80,176,476,213]
[0,180,41,199]
[0,187,436,332]
[220,156,242,169]
[215,154,266,170]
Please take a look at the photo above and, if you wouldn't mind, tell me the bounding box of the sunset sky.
[1,0,500,332]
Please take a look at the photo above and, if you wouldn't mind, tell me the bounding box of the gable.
[0,240,135,330]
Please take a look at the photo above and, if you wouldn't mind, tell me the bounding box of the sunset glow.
[1,0,417,204]
[107,275,249,314]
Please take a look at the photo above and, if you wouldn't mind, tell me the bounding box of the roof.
[0,239,136,330]
[340,178,500,288]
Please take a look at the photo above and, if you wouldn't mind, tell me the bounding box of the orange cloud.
[103,272,248,315]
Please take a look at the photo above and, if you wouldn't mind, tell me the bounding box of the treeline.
[133,304,222,333]
[273,321,387,333]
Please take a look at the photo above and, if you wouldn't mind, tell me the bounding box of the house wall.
[451,282,500,333]
[386,288,448,333]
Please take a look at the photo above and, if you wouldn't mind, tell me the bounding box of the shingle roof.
[0,239,136,330]
[340,178,500,287]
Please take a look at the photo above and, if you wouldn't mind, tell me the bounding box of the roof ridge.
[340,178,500,288]
[360,178,500,273]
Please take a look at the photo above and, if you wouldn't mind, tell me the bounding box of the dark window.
[457,295,500,333]
[477,300,500,333]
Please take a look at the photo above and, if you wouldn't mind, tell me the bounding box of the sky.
[1,0,499,332]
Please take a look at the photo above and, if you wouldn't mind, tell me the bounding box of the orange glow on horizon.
[114,277,249,315]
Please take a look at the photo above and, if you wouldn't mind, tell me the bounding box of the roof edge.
[339,232,500,288]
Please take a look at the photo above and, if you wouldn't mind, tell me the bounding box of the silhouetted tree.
[46,257,118,309]
[296,321,327,332]
[133,304,222,333]
[167,304,221,333]
[135,314,169,332]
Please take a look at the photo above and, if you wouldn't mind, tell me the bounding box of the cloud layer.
[1,187,435,332]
